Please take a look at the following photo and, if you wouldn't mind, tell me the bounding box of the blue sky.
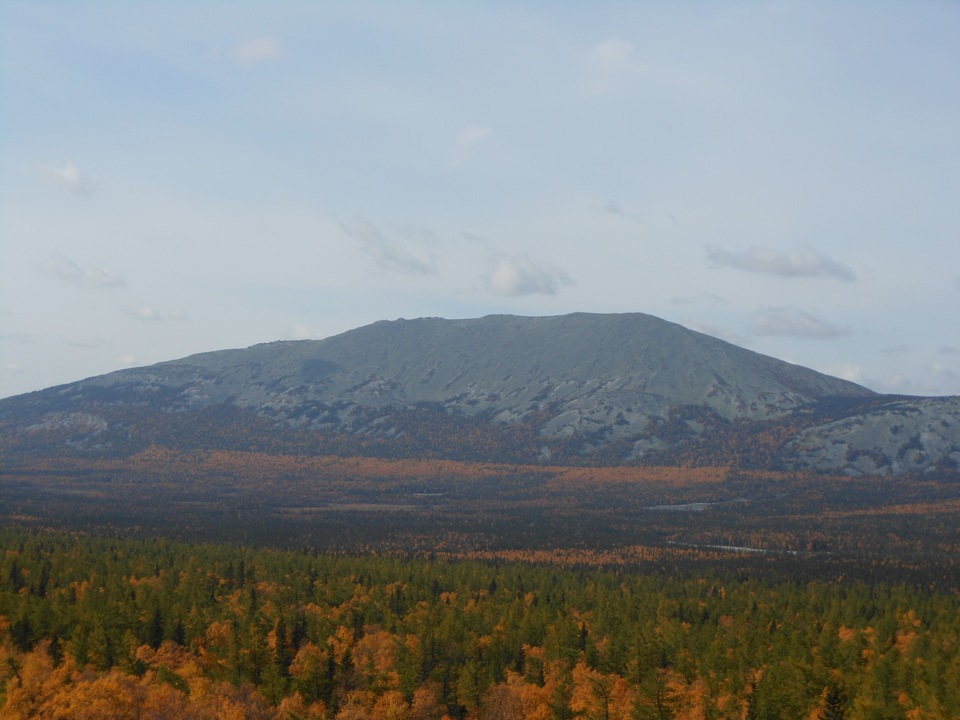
[2,2,959,399]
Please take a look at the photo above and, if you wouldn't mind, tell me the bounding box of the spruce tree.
[819,684,845,720]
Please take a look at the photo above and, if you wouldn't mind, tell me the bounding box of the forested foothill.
[2,528,960,719]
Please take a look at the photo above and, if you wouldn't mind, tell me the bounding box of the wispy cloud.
[482,254,573,297]
[753,306,851,339]
[233,37,283,65]
[40,161,97,196]
[597,199,644,223]
[581,37,636,96]
[398,225,440,246]
[939,346,959,355]
[587,37,633,71]
[451,125,494,167]
[670,292,727,306]
[341,218,437,276]
[706,245,856,281]
[58,336,112,349]
[600,199,625,217]
[121,306,186,323]
[37,258,124,288]
[581,35,717,100]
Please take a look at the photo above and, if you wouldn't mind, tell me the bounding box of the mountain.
[2,312,958,475]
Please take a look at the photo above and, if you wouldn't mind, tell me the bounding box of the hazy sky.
[2,2,959,399]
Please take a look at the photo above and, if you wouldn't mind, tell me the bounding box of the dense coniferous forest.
[2,528,960,719]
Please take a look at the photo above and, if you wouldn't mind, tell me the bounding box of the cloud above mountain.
[581,37,638,96]
[451,125,494,167]
[121,306,187,323]
[233,37,283,65]
[753,306,851,339]
[707,245,856,281]
[483,254,573,297]
[37,259,124,288]
[341,218,437,276]
[40,161,97,196]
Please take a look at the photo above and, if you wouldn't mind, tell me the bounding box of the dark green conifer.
[819,684,846,720]
[148,607,165,650]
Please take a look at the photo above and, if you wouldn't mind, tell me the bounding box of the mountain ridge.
[2,312,958,476]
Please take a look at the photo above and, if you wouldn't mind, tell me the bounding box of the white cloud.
[118,355,137,366]
[581,35,717,100]
[930,363,959,380]
[37,258,124,288]
[706,245,856,281]
[58,336,112,349]
[123,306,162,322]
[587,37,633,71]
[483,254,573,297]
[289,324,314,340]
[753,306,851,339]
[873,365,960,397]
[451,125,494,167]
[581,36,666,97]
[940,346,960,355]
[670,293,727,306]
[826,363,865,384]
[582,37,636,96]
[233,37,283,65]
[341,218,437,276]
[40,161,97,196]
[121,306,185,323]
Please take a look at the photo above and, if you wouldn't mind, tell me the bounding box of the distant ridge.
[2,313,958,475]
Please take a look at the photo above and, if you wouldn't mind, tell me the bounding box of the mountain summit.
[2,313,958,475]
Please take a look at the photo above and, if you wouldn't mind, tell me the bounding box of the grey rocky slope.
[3,312,958,475]
[783,396,960,475]
[22,312,870,426]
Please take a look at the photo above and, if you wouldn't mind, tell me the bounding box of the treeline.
[2,528,959,718]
